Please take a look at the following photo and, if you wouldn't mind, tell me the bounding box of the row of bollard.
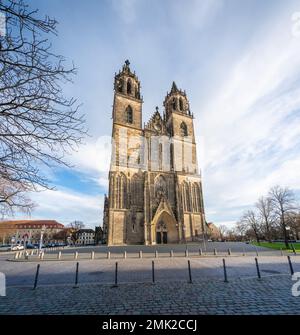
[32,255,297,290]
[25,245,298,261]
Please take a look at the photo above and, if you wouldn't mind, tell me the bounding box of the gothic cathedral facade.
[103,61,207,245]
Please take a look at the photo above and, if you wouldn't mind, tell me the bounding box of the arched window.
[114,173,127,209]
[172,98,177,110]
[155,175,167,199]
[179,98,183,111]
[192,183,201,212]
[127,79,132,94]
[181,182,191,212]
[131,174,144,207]
[117,78,123,93]
[126,105,133,124]
[180,122,188,136]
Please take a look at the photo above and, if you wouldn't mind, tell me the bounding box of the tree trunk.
[254,230,260,244]
[283,226,289,248]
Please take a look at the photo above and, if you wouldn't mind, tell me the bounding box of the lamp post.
[182,225,187,250]
[39,225,46,253]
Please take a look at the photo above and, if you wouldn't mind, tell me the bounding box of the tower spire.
[171,81,179,93]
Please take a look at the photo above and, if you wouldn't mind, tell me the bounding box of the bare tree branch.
[0,0,87,215]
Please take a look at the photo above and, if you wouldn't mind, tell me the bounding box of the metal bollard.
[170,250,173,257]
[188,260,192,283]
[287,255,294,275]
[14,252,19,259]
[223,258,228,282]
[107,251,111,259]
[214,248,217,256]
[185,249,189,257]
[33,264,40,290]
[155,250,158,258]
[255,257,261,279]
[91,251,95,260]
[30,250,34,256]
[243,247,246,256]
[57,251,61,260]
[199,248,203,256]
[152,260,155,284]
[228,248,231,256]
[255,247,259,257]
[139,251,142,259]
[74,251,78,260]
[74,262,79,288]
[40,252,44,260]
[124,251,127,259]
[113,262,118,287]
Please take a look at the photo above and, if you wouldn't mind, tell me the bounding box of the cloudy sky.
[17,0,300,229]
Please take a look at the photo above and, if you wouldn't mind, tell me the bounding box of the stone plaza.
[1,243,300,314]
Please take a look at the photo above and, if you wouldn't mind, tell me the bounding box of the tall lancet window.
[172,98,177,110]
[179,98,183,111]
[127,79,132,94]
[180,122,188,137]
[126,105,133,124]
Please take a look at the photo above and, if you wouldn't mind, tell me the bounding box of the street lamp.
[182,225,187,250]
[39,225,46,253]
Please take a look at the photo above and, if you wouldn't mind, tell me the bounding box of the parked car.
[33,243,46,249]
[0,244,12,252]
[10,244,24,251]
[25,244,37,249]
[45,243,56,248]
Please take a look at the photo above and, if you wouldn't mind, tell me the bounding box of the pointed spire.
[171,81,179,93]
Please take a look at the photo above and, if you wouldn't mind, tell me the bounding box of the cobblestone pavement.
[1,255,300,286]
[0,275,299,315]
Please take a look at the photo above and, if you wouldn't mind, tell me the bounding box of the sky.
[13,0,300,229]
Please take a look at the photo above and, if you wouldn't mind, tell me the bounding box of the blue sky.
[17,0,300,229]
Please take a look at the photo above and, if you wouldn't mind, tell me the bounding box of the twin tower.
[103,60,207,245]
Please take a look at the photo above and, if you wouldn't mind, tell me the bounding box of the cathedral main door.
[156,221,168,244]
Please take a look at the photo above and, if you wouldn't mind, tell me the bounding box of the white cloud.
[67,136,111,188]
[197,6,300,224]
[24,188,104,228]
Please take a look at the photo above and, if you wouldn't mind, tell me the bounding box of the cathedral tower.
[104,61,206,245]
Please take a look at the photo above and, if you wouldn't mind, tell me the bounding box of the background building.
[0,220,64,245]
[103,61,207,245]
[76,229,95,245]
[207,222,221,241]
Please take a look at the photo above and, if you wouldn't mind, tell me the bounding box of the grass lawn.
[252,241,300,252]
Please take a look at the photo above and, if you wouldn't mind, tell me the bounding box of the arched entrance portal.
[153,211,179,244]
[156,221,168,244]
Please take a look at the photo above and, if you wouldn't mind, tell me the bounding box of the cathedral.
[103,60,207,245]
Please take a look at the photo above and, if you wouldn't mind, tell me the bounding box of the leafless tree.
[288,213,300,240]
[0,1,86,215]
[238,209,261,243]
[268,185,296,248]
[0,178,35,217]
[67,220,85,244]
[236,221,248,241]
[218,224,228,241]
[255,196,274,242]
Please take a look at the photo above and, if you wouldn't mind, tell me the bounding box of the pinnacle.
[171,81,179,93]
